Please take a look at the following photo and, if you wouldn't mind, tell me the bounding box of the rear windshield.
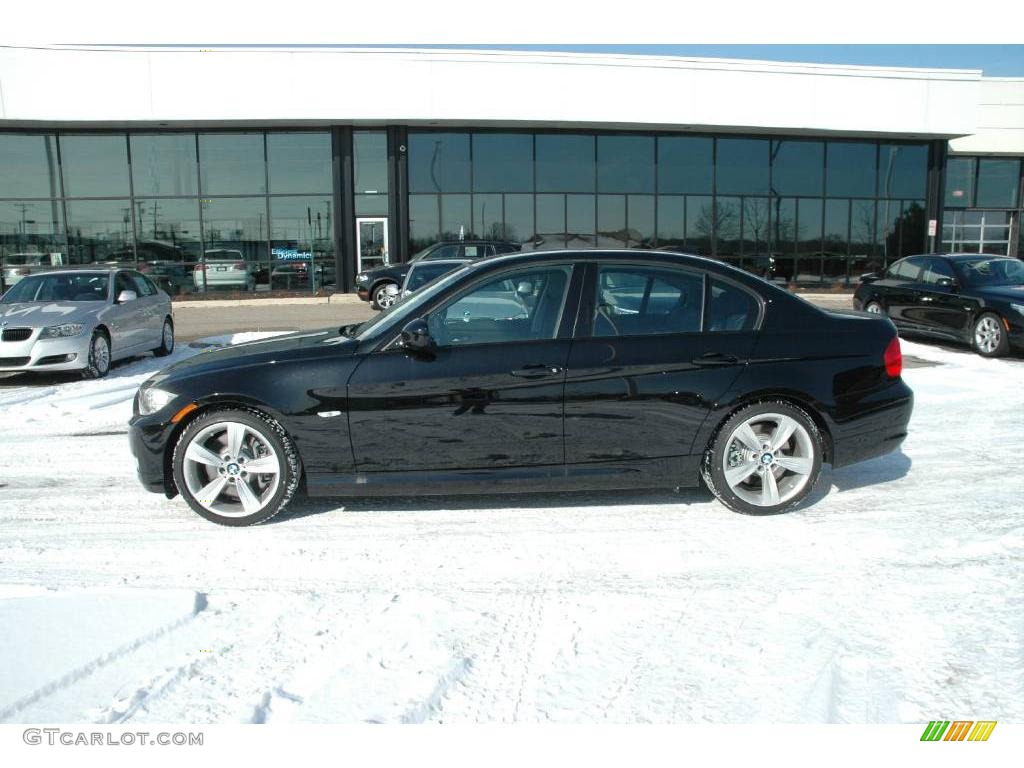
[2,273,110,303]
[954,257,1024,287]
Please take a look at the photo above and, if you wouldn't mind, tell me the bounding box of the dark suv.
[355,240,520,309]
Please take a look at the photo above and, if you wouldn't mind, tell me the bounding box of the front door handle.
[692,352,739,367]
[510,364,562,379]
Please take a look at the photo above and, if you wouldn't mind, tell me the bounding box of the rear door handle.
[510,364,562,379]
[692,352,739,367]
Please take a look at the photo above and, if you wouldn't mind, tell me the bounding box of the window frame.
[584,262,707,339]
[380,261,583,352]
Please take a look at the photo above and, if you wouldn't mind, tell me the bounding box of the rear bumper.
[830,379,913,469]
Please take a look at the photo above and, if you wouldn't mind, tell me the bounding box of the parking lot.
[0,297,1021,724]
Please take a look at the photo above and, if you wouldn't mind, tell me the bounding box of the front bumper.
[0,330,91,372]
[129,412,179,497]
[356,287,370,301]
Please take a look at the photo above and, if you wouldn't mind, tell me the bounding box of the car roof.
[474,248,727,273]
[903,253,1015,262]
[411,258,469,267]
[12,267,120,277]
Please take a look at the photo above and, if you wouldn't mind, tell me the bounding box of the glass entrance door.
[357,217,389,273]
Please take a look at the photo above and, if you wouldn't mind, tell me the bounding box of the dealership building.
[0,45,1022,294]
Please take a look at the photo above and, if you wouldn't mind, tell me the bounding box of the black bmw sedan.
[853,253,1024,357]
[130,250,913,526]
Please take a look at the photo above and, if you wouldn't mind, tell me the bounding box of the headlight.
[138,387,178,416]
[39,323,84,339]
[356,273,368,283]
[1011,303,1024,316]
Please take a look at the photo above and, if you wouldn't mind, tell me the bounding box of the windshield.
[1,272,110,304]
[954,257,1024,287]
[346,263,473,338]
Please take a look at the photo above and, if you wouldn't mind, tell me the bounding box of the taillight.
[137,263,152,273]
[194,264,206,272]
[232,262,246,270]
[16,267,31,276]
[884,336,902,378]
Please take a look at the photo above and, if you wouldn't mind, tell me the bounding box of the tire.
[81,330,111,379]
[153,317,175,357]
[971,312,1009,358]
[172,407,301,526]
[864,300,884,315]
[702,401,823,515]
[371,282,399,311]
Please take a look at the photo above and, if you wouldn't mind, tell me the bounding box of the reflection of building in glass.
[0,47,1020,295]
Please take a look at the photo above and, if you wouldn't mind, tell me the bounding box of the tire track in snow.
[0,592,209,723]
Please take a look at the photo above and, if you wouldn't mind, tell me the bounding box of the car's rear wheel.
[972,312,1009,357]
[702,401,823,515]
[153,317,175,357]
[865,300,884,315]
[372,282,399,310]
[172,408,300,526]
[82,331,111,379]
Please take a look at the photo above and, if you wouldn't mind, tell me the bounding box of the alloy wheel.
[974,316,1002,355]
[721,413,815,507]
[375,285,398,309]
[93,334,110,373]
[181,421,281,517]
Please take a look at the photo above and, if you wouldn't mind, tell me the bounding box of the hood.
[154,327,359,383]
[0,301,103,326]
[975,284,1024,303]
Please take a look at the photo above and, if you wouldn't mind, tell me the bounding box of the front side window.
[592,265,703,337]
[427,266,572,348]
[707,279,759,332]
[128,272,155,296]
[920,258,956,285]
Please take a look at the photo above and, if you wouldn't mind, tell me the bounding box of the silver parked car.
[0,268,174,378]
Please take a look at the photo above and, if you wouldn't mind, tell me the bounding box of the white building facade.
[1,46,1021,293]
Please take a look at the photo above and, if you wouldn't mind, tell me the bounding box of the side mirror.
[399,318,434,353]
[117,289,138,303]
[936,277,958,290]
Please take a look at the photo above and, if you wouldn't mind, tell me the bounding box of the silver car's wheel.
[154,317,175,357]
[865,301,883,315]
[702,401,823,515]
[972,313,1008,357]
[373,283,399,310]
[82,331,111,379]
[172,409,300,526]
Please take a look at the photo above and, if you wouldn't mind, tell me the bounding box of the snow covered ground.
[0,334,1021,724]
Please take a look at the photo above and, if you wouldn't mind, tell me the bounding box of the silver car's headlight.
[39,323,85,339]
[138,387,178,416]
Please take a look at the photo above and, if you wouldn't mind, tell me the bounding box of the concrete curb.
[173,293,364,309]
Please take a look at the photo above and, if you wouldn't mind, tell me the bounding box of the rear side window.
[707,279,759,332]
[424,244,460,260]
[406,262,461,292]
[592,265,703,337]
[886,257,923,281]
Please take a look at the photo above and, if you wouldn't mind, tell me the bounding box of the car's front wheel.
[153,317,175,357]
[372,282,399,310]
[702,401,823,515]
[172,408,300,526]
[82,330,111,379]
[972,312,1009,357]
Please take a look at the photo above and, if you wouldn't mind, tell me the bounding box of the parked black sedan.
[130,249,913,526]
[355,240,520,309]
[853,253,1024,357]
